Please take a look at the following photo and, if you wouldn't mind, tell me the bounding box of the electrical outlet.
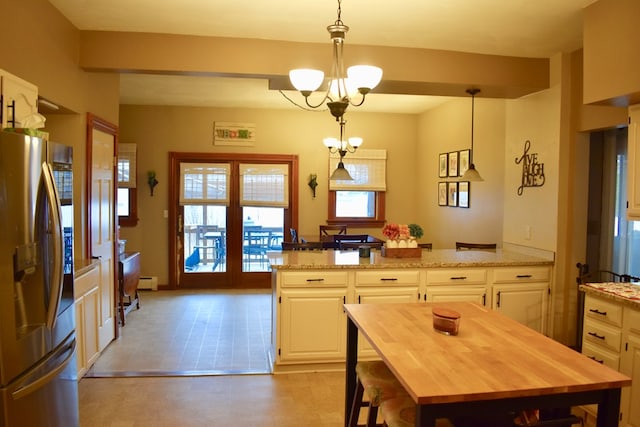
[525,225,532,240]
[163,209,168,219]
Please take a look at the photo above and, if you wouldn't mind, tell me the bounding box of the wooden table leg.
[597,388,621,427]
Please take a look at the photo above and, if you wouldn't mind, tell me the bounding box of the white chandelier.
[287,0,383,121]
[325,117,361,180]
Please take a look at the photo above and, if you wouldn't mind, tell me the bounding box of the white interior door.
[90,126,116,349]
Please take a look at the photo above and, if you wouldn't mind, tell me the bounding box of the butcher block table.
[343,302,631,427]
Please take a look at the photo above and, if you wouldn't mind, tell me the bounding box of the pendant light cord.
[466,88,480,165]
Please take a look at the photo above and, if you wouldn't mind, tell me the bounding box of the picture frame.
[438,153,448,178]
[458,181,470,208]
[447,182,458,207]
[438,182,448,206]
[459,149,470,177]
[448,151,459,177]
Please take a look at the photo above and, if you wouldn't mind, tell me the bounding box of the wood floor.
[78,289,347,426]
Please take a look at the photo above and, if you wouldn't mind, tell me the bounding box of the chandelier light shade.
[326,117,361,180]
[461,88,484,182]
[287,0,383,121]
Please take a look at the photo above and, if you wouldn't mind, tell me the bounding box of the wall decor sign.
[515,139,545,196]
[214,122,256,146]
[448,151,459,177]
[439,153,448,178]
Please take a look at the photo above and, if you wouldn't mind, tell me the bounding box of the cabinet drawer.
[582,341,620,371]
[426,269,487,285]
[355,270,420,286]
[584,295,623,327]
[281,271,348,287]
[582,318,622,353]
[74,266,99,298]
[492,266,550,283]
[625,307,640,335]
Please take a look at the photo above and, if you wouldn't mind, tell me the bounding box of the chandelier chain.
[335,0,343,25]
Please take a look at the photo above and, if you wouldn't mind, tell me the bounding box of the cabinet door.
[492,283,548,333]
[0,71,38,128]
[620,333,640,426]
[425,285,488,306]
[75,297,87,376]
[278,288,347,363]
[628,105,640,220]
[355,287,419,358]
[83,286,101,370]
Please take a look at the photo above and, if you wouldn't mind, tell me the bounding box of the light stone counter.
[267,248,553,270]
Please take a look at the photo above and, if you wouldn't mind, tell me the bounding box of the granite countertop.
[267,248,553,270]
[579,282,640,310]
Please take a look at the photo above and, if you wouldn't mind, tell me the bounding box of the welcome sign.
[214,122,256,146]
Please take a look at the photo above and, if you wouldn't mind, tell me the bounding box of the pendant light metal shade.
[462,88,484,182]
[330,161,353,180]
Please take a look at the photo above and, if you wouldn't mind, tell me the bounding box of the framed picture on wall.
[447,182,458,207]
[439,153,448,177]
[458,181,470,208]
[448,151,458,177]
[459,149,470,177]
[438,182,447,206]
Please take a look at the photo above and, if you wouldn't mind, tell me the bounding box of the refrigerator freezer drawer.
[0,333,79,427]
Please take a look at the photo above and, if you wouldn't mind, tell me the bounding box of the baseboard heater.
[138,276,158,291]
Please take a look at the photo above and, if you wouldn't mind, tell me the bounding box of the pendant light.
[461,88,484,182]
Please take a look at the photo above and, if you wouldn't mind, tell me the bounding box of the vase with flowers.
[381,223,423,257]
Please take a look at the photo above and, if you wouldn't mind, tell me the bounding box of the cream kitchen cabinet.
[354,270,421,358]
[0,69,38,128]
[425,268,488,306]
[580,293,639,426]
[620,307,640,427]
[491,266,550,334]
[74,265,101,377]
[275,271,349,370]
[628,105,640,220]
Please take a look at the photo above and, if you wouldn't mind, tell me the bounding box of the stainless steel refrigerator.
[0,130,79,426]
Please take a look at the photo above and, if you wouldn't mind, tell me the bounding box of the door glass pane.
[242,207,283,272]
[183,205,227,273]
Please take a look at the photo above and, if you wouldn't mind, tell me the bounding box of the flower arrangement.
[382,223,410,240]
[381,222,423,256]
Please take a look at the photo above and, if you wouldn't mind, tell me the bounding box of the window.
[328,149,386,227]
[117,143,138,227]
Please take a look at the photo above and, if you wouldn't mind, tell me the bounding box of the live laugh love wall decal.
[515,140,545,196]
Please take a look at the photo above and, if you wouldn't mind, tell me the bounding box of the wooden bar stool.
[348,361,408,427]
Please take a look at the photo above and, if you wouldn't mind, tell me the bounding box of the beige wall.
[0,0,120,260]
[118,105,417,282]
[584,0,640,105]
[417,97,506,249]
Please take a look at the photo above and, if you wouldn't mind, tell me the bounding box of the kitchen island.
[268,246,554,373]
[578,281,640,426]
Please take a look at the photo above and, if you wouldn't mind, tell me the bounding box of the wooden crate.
[380,247,422,258]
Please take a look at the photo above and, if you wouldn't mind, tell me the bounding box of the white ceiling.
[49,0,596,114]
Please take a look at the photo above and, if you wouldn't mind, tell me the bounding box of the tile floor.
[79,288,347,426]
[86,289,272,376]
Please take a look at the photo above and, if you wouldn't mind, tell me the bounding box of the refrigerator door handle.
[42,161,64,330]
[11,337,76,401]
